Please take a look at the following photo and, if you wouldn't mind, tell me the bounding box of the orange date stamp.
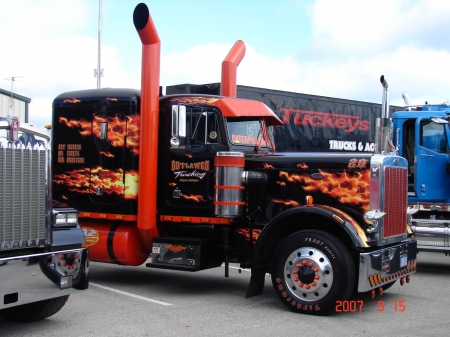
[335,300,407,312]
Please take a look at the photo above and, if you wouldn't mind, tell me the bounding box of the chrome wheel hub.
[283,247,333,301]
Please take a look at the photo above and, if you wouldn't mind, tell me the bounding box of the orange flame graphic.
[58,117,91,137]
[63,98,81,103]
[170,97,219,105]
[180,194,206,202]
[272,199,300,207]
[276,181,286,186]
[169,182,177,187]
[100,151,114,158]
[59,114,140,155]
[263,163,274,169]
[236,228,262,244]
[53,166,139,200]
[297,163,308,169]
[279,169,370,211]
[186,154,193,158]
[165,245,188,253]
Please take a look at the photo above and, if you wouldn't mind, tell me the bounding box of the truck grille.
[383,167,407,238]
[1,146,47,250]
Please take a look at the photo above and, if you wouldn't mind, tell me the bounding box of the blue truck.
[392,94,450,254]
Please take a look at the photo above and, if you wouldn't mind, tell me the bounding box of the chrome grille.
[1,144,47,250]
[383,166,407,238]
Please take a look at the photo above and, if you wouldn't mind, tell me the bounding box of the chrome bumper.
[0,248,88,309]
[358,240,417,292]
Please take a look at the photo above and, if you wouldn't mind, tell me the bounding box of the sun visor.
[211,98,283,126]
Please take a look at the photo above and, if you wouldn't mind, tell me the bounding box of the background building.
[0,87,30,122]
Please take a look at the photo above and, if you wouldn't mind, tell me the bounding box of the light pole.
[94,0,103,88]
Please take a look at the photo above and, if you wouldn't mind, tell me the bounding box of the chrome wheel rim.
[283,247,333,301]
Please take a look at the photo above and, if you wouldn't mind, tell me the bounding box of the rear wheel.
[271,230,355,314]
[0,295,69,322]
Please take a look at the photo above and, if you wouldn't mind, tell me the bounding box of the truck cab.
[157,95,278,219]
[393,105,450,253]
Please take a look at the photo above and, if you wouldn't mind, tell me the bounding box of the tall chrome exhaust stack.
[375,75,394,154]
[380,75,390,119]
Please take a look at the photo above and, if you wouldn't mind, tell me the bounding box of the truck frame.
[0,116,89,322]
[49,3,416,314]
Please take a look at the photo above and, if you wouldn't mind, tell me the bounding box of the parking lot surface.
[1,251,450,336]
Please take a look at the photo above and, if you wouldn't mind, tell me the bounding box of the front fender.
[246,205,367,298]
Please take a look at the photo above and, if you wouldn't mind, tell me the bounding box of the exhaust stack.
[220,40,246,97]
[375,75,394,154]
[380,75,390,119]
[133,3,161,250]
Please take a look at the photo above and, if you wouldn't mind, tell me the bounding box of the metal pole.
[96,0,102,89]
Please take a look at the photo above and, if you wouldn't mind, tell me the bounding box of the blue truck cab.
[393,104,450,253]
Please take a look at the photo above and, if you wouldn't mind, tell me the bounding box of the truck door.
[414,117,450,201]
[166,107,227,215]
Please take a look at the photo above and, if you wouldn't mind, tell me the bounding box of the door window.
[420,121,448,154]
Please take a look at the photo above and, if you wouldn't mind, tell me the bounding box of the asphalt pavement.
[1,251,450,336]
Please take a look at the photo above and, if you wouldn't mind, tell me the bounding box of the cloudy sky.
[1,0,450,128]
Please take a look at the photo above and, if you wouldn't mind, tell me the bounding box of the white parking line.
[90,282,172,306]
[229,265,249,272]
[222,264,271,276]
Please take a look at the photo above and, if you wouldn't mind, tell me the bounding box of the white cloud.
[309,0,450,56]
[157,0,450,110]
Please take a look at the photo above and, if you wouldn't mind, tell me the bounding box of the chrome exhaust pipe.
[375,75,393,154]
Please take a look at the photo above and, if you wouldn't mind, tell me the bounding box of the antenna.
[3,76,23,108]
[94,0,104,88]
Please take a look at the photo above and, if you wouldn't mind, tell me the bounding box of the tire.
[271,230,355,315]
[0,295,69,322]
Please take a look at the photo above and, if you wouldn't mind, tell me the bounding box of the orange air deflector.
[133,3,161,250]
[221,40,246,98]
[210,98,283,126]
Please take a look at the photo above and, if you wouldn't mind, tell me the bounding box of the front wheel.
[271,230,355,315]
[0,295,69,322]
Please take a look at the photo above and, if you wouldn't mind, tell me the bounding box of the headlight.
[363,210,386,233]
[52,209,79,227]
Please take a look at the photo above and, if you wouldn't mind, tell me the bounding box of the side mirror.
[431,117,449,124]
[171,105,187,146]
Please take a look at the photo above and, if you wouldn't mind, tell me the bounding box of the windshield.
[227,118,275,150]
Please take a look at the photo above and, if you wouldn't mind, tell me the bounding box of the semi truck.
[49,2,417,314]
[391,94,450,254]
[0,116,89,322]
